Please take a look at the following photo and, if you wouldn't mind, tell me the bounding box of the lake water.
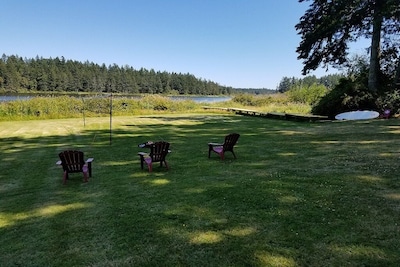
[169,95,231,103]
[0,95,33,102]
[0,94,231,103]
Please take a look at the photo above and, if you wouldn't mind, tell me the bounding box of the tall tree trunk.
[368,3,383,93]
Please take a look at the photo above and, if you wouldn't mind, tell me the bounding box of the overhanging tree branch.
[296,0,400,92]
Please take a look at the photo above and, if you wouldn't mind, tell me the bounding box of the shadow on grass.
[1,115,400,266]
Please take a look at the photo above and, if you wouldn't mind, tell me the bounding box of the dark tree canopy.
[296,0,400,92]
[0,54,233,95]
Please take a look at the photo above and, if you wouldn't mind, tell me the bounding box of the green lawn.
[1,114,400,266]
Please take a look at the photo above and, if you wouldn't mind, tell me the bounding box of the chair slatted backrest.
[150,141,170,162]
[223,133,240,151]
[59,150,85,173]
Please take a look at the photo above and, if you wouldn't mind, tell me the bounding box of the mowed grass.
[1,114,400,266]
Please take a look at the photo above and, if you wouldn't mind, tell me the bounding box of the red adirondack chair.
[208,133,240,160]
[57,150,94,184]
[138,141,170,172]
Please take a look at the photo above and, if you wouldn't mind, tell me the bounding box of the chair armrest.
[208,142,223,146]
[56,160,62,165]
[86,158,94,163]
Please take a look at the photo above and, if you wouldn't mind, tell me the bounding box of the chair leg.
[144,157,152,172]
[63,171,68,185]
[164,160,169,170]
[82,172,89,183]
[87,162,92,177]
[139,155,144,169]
[82,164,89,182]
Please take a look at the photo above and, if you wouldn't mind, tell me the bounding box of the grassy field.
[1,113,400,266]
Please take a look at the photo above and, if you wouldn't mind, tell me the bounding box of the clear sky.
[1,0,368,89]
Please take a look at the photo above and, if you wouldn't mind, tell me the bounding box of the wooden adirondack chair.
[138,141,170,172]
[57,150,94,184]
[208,133,240,160]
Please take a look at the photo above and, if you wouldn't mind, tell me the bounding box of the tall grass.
[0,95,204,121]
[224,93,311,114]
[0,94,312,121]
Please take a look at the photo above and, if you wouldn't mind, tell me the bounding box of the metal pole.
[82,97,86,127]
[109,92,113,145]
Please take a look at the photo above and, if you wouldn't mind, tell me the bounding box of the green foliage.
[0,96,84,119]
[296,0,400,92]
[139,94,171,111]
[286,83,328,105]
[0,54,232,95]
[232,93,257,106]
[0,92,318,121]
[296,0,400,71]
[227,93,313,114]
[277,74,343,92]
[0,95,202,121]
[84,97,110,115]
[311,55,398,118]
[312,77,377,118]
[377,89,400,115]
[231,93,287,106]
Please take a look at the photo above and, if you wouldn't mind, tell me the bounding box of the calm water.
[0,95,33,102]
[0,94,231,103]
[169,95,231,103]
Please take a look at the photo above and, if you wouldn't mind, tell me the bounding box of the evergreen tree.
[296,0,400,92]
[0,54,233,95]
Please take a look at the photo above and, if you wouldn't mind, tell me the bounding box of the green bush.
[138,95,172,111]
[312,78,377,118]
[286,84,328,105]
[232,93,256,106]
[377,89,400,115]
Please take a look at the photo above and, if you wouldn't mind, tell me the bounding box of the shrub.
[377,89,400,115]
[232,93,256,106]
[286,83,328,105]
[139,95,172,111]
[312,78,377,119]
[84,97,111,115]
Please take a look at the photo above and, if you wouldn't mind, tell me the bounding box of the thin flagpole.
[109,92,113,145]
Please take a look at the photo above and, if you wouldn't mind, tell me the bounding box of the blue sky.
[1,0,369,89]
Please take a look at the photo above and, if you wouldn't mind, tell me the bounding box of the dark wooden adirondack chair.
[208,133,240,160]
[57,150,94,184]
[138,141,170,172]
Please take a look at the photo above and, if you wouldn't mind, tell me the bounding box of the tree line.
[277,74,344,93]
[0,54,234,95]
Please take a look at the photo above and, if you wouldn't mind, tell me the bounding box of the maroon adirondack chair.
[138,141,170,172]
[57,150,94,184]
[208,133,240,160]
